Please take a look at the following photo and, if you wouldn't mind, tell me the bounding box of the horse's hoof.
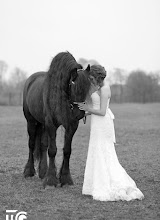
[59,174,74,187]
[38,162,48,179]
[43,175,59,189]
[38,168,47,179]
[39,172,46,180]
[23,166,36,178]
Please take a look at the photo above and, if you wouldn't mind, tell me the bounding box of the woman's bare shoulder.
[101,81,110,91]
[103,78,110,87]
[101,81,111,97]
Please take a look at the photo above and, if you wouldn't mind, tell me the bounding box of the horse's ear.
[85,64,90,72]
[70,68,78,82]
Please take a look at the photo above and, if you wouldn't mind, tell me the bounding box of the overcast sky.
[0,0,160,77]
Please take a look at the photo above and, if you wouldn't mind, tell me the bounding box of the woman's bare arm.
[78,86,111,116]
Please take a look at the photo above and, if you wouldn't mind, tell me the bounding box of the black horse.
[23,52,91,187]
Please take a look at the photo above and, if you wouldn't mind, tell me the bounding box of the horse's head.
[69,64,91,102]
[67,65,91,120]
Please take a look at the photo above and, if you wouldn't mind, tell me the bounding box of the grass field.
[0,104,160,220]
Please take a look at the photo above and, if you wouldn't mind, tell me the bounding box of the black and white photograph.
[0,0,160,219]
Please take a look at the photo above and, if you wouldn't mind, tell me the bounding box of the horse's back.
[23,71,46,123]
[24,71,45,90]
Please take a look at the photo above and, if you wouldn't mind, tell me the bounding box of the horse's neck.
[46,72,69,93]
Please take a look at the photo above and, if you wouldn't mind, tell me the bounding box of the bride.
[77,65,144,201]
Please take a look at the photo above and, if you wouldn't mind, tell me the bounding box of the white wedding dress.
[82,91,144,201]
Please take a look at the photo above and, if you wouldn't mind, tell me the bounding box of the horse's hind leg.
[59,121,79,187]
[24,120,37,178]
[38,128,48,179]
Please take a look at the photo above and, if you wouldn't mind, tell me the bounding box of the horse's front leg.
[59,121,79,187]
[43,120,58,188]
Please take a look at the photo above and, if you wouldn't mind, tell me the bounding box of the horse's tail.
[34,125,43,162]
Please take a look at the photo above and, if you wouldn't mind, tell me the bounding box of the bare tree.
[8,67,27,105]
[110,68,127,102]
[10,67,27,85]
[0,60,8,89]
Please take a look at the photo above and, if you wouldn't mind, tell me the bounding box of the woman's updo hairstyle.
[90,65,106,85]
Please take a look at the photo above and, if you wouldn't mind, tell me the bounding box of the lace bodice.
[91,91,109,109]
[91,91,114,119]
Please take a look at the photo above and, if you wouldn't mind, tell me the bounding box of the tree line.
[0,59,160,105]
[110,68,160,103]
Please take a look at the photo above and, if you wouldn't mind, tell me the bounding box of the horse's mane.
[44,52,82,125]
[48,52,78,78]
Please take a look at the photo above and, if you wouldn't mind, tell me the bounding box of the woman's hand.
[74,102,89,111]
[85,111,91,116]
